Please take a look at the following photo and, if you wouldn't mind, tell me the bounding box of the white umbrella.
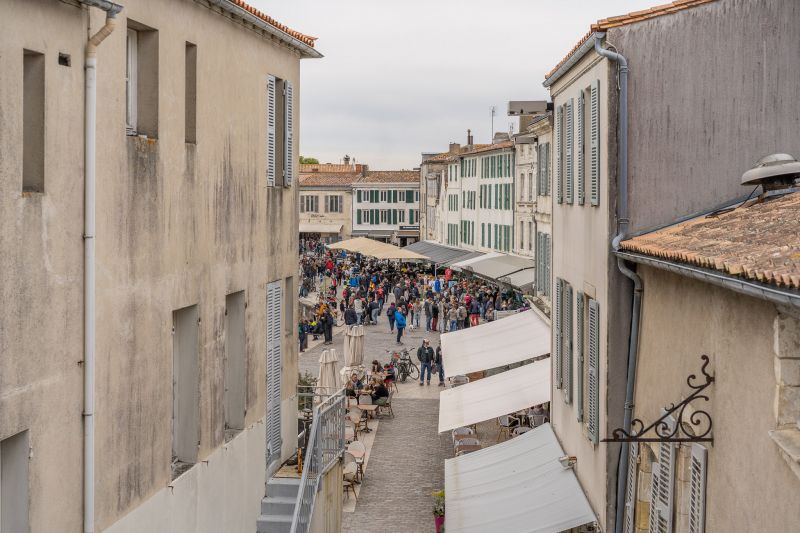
[349,325,365,367]
[318,349,340,393]
[343,328,354,366]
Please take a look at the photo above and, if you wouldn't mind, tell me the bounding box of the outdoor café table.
[452,434,477,444]
[357,404,379,432]
[454,444,482,456]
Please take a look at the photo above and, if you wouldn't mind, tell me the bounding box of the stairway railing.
[289,387,346,533]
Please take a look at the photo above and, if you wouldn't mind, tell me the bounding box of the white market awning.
[299,223,343,234]
[445,423,597,533]
[438,359,550,433]
[450,251,502,270]
[441,310,550,377]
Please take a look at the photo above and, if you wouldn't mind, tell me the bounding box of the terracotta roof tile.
[358,171,420,184]
[620,192,800,290]
[545,0,717,80]
[300,163,365,173]
[228,0,316,48]
[299,172,362,187]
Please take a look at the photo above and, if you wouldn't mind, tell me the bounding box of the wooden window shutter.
[554,278,563,389]
[651,416,677,533]
[566,98,574,204]
[545,142,551,195]
[688,444,708,533]
[590,80,600,206]
[356,210,361,225]
[266,281,283,461]
[587,298,600,443]
[266,75,276,186]
[577,90,585,205]
[556,105,563,203]
[648,462,662,533]
[357,189,362,203]
[576,291,584,421]
[563,283,573,404]
[624,443,639,533]
[284,80,294,187]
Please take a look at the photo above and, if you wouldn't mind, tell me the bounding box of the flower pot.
[435,514,445,533]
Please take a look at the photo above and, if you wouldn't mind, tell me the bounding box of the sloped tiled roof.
[358,171,420,184]
[300,163,365,173]
[299,172,362,187]
[545,0,716,81]
[229,0,317,48]
[620,192,800,290]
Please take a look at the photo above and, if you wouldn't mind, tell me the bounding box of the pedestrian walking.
[448,305,459,332]
[394,306,407,344]
[431,300,439,332]
[417,339,434,386]
[413,299,422,329]
[424,298,433,332]
[387,302,397,332]
[435,344,445,386]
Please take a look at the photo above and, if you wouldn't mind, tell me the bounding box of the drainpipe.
[81,3,122,533]
[593,33,640,533]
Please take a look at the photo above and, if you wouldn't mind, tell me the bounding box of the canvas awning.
[450,251,502,270]
[444,423,596,533]
[438,359,550,433]
[327,237,426,260]
[299,223,343,234]
[403,241,480,265]
[440,310,550,377]
[499,268,535,290]
[465,254,535,280]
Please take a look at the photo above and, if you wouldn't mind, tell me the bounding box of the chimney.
[449,142,460,155]
[467,129,473,146]
[519,115,536,132]
[361,164,369,177]
[343,154,351,165]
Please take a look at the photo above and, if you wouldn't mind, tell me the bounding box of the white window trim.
[126,28,138,135]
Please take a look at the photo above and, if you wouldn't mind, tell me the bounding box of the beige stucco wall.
[549,49,613,528]
[299,187,353,239]
[1,0,306,530]
[309,461,343,533]
[635,266,800,532]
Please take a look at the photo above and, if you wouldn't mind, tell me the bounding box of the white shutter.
[689,444,708,533]
[587,298,599,443]
[590,79,600,206]
[648,462,662,533]
[284,80,294,187]
[266,75,276,186]
[652,417,677,533]
[577,90,585,205]
[556,106,563,204]
[266,281,283,463]
[544,143,551,196]
[563,283,573,404]
[554,279,563,389]
[545,234,551,297]
[576,292,584,422]
[566,98,574,204]
[624,442,639,533]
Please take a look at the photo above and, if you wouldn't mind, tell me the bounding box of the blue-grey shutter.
[563,283,573,404]
[566,99,574,204]
[545,142,551,195]
[266,75,276,186]
[537,144,544,197]
[623,442,639,533]
[576,292,584,422]
[588,298,600,443]
[284,81,294,187]
[554,279,563,389]
[577,90,585,205]
[590,80,600,206]
[648,462,662,533]
[689,444,708,533]
[556,105,563,203]
[266,281,283,464]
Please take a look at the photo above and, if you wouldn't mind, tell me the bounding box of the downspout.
[593,33,640,533]
[82,3,122,533]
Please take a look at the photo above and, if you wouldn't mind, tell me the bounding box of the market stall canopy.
[444,423,596,533]
[327,237,426,260]
[499,268,536,291]
[438,359,550,433]
[450,251,502,270]
[440,310,550,377]
[403,241,481,265]
[464,254,534,281]
[299,223,343,234]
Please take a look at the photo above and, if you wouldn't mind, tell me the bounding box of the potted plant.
[432,490,445,533]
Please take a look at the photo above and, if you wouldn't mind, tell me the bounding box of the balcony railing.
[290,387,346,533]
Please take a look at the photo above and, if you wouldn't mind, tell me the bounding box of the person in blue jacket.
[394,305,407,345]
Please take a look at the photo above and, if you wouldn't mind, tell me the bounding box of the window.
[300,195,318,213]
[23,49,45,193]
[267,76,293,186]
[398,210,406,223]
[519,173,525,201]
[380,209,388,223]
[224,292,246,435]
[358,209,369,225]
[528,222,533,251]
[126,21,158,138]
[380,190,387,202]
[519,222,524,249]
[528,172,534,201]
[562,282,574,404]
[173,304,199,476]
[356,189,362,203]
[266,281,283,467]
[325,195,342,213]
[1,430,30,533]
[406,190,414,203]
[185,42,197,144]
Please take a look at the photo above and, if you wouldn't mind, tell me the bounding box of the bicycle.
[387,348,419,382]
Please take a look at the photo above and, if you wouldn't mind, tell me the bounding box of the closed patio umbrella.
[318,349,340,394]
[349,325,365,367]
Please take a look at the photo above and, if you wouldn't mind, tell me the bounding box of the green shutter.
[357,210,361,225]
[357,189,362,203]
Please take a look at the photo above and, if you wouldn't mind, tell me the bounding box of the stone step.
[256,513,292,533]
[260,495,296,516]
[266,477,301,499]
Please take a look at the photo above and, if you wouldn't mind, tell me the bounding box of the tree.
[300,156,319,164]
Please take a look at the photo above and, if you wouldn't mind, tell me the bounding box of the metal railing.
[290,387,346,533]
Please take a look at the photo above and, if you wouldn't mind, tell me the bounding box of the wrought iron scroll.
[603,355,714,443]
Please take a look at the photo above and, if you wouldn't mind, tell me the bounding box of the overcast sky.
[254,0,658,169]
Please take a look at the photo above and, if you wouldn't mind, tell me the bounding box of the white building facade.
[352,171,420,245]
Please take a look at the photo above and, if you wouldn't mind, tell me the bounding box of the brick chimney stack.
[467,129,473,146]
[449,142,460,155]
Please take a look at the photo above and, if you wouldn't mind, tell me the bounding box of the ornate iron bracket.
[603,355,714,443]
